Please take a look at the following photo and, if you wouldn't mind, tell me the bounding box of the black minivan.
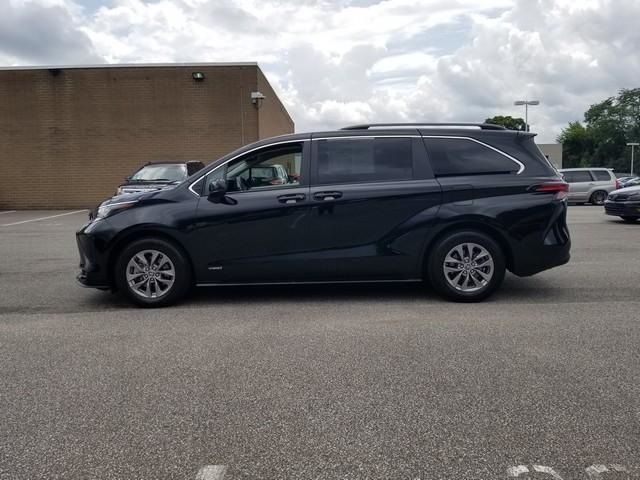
[77,123,570,306]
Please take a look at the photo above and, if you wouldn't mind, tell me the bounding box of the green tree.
[556,122,593,168]
[484,115,527,131]
[559,88,640,173]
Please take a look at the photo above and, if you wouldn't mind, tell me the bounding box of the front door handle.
[277,193,306,204]
[313,191,343,201]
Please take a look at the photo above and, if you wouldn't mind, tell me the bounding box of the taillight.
[615,179,621,190]
[532,182,569,200]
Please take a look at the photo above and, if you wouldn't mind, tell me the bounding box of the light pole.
[628,142,639,176]
[514,100,540,131]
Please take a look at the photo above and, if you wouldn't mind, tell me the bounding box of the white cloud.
[0,0,101,64]
[1,0,639,142]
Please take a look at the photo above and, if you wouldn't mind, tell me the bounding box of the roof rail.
[341,123,507,131]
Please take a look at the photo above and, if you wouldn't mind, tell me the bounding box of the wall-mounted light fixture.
[251,91,265,109]
[192,72,205,82]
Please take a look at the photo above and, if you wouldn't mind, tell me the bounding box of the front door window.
[206,143,303,193]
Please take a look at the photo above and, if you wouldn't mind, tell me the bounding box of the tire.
[115,238,192,307]
[590,190,608,205]
[621,216,639,223]
[426,231,506,303]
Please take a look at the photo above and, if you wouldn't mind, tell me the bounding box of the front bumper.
[76,219,112,289]
[604,200,640,217]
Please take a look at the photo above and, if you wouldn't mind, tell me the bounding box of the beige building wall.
[538,143,563,169]
[0,63,293,209]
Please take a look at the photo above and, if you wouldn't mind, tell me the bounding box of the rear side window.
[315,137,413,184]
[424,138,520,177]
[562,171,593,183]
[592,170,613,181]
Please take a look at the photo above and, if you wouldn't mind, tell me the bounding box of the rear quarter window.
[424,137,520,177]
[562,171,593,183]
[592,170,614,181]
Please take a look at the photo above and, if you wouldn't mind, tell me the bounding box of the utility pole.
[514,100,540,131]
[628,143,639,176]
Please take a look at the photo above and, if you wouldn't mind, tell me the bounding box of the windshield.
[130,164,187,182]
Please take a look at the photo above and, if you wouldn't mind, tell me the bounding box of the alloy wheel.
[443,242,494,293]
[125,249,176,299]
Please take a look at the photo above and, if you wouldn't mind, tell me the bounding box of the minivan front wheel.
[427,231,506,302]
[115,238,191,307]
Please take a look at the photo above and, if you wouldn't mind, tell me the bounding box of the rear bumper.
[604,200,640,217]
[510,203,571,277]
[510,243,571,277]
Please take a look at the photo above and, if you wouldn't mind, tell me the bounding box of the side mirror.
[207,178,227,202]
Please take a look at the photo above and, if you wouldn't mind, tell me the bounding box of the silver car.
[558,168,619,205]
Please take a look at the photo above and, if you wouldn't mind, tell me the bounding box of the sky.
[1,0,639,142]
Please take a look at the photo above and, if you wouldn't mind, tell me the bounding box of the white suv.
[558,168,620,205]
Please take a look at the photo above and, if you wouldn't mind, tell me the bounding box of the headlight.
[96,200,138,219]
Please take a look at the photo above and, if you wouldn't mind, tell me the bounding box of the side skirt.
[196,279,422,287]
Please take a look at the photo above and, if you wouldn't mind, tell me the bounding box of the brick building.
[0,63,294,209]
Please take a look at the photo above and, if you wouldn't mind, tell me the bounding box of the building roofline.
[0,62,259,71]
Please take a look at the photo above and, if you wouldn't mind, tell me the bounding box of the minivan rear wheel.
[427,231,506,302]
[590,190,608,205]
[115,238,191,307]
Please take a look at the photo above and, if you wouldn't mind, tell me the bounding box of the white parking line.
[586,464,629,479]
[507,465,564,479]
[507,466,531,477]
[195,465,227,480]
[0,210,87,227]
[0,210,16,216]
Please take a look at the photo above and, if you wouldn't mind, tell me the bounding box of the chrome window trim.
[423,135,525,174]
[312,135,422,140]
[188,139,309,197]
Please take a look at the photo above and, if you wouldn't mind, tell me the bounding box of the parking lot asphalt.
[0,207,639,480]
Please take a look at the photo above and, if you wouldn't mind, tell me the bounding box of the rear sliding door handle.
[313,191,343,201]
[277,193,306,204]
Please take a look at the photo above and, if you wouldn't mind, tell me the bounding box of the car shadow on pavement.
[77,273,624,311]
[180,275,576,307]
[73,282,438,313]
[605,218,640,225]
[187,281,437,306]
